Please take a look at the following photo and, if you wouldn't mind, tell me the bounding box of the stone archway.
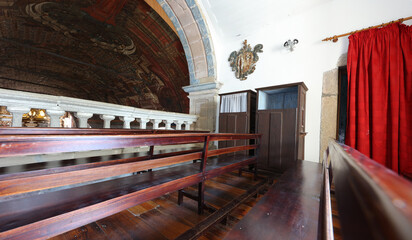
[157,0,220,131]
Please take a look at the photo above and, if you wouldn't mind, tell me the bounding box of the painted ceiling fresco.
[0,0,190,113]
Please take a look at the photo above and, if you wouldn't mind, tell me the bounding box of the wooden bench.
[0,131,260,240]
[323,141,412,240]
[0,128,209,168]
[223,160,324,240]
[224,141,412,240]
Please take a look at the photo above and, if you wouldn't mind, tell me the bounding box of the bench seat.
[224,160,323,240]
[0,162,202,238]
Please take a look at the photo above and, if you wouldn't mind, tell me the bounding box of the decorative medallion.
[228,40,263,80]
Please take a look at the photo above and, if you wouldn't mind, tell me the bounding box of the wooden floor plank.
[95,211,166,240]
[138,208,192,239]
[210,175,255,190]
[128,200,159,216]
[49,223,107,240]
[153,197,208,226]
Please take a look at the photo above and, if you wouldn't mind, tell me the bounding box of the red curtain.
[346,23,412,176]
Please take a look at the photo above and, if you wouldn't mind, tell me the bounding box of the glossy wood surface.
[0,130,261,240]
[224,160,323,240]
[51,171,264,240]
[0,127,208,135]
[328,141,412,240]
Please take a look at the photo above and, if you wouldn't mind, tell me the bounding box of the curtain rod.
[322,16,412,42]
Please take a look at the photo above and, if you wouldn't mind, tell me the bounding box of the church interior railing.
[0,88,198,130]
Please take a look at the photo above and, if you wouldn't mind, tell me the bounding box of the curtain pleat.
[220,92,248,113]
[346,23,412,176]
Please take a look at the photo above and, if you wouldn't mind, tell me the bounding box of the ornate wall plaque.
[228,40,263,80]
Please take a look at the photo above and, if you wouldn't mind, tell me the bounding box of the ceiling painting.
[0,0,189,113]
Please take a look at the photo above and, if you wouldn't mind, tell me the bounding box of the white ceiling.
[199,0,331,39]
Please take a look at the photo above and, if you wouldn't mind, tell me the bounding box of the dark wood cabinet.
[219,90,256,150]
[256,82,307,172]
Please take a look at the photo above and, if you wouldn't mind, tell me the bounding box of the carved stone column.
[120,116,135,129]
[183,82,221,132]
[46,110,65,128]
[74,112,93,128]
[7,106,30,127]
[100,115,115,128]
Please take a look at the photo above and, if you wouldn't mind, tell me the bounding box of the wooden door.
[257,109,297,171]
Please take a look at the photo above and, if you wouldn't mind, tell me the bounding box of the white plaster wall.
[197,0,412,162]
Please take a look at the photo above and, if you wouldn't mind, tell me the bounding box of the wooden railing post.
[197,135,210,214]
[254,135,261,180]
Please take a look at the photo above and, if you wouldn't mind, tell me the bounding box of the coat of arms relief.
[228,40,263,80]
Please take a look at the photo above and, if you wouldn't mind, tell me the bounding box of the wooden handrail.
[328,141,412,240]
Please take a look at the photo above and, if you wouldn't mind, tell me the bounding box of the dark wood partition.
[256,82,307,172]
[219,90,256,151]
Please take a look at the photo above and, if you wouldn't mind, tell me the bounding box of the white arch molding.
[157,0,220,132]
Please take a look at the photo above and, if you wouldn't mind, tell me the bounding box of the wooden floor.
[331,186,342,240]
[51,171,269,240]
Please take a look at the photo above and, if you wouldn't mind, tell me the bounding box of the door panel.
[280,109,297,171]
[257,111,270,169]
[268,112,282,169]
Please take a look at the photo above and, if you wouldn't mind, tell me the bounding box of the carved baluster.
[120,116,134,129]
[46,110,65,128]
[174,120,182,130]
[100,115,115,128]
[7,106,30,127]
[152,119,162,129]
[74,112,93,128]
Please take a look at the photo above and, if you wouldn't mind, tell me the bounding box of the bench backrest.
[0,133,260,198]
[327,141,412,240]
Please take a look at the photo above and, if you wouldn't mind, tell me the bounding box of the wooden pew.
[324,141,412,240]
[224,141,412,240]
[223,160,324,240]
[0,127,209,167]
[0,132,260,240]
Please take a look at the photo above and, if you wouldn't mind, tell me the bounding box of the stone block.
[184,22,202,43]
[190,39,205,59]
[322,68,338,95]
[319,95,338,161]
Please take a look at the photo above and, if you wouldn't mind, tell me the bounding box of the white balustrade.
[0,88,198,130]
[138,118,150,129]
[74,112,93,128]
[46,110,65,128]
[119,116,134,129]
[152,119,163,129]
[7,106,31,127]
[174,120,182,130]
[100,115,115,128]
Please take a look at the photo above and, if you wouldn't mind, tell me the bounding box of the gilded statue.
[228,40,263,80]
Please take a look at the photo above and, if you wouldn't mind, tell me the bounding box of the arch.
[156,0,216,86]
